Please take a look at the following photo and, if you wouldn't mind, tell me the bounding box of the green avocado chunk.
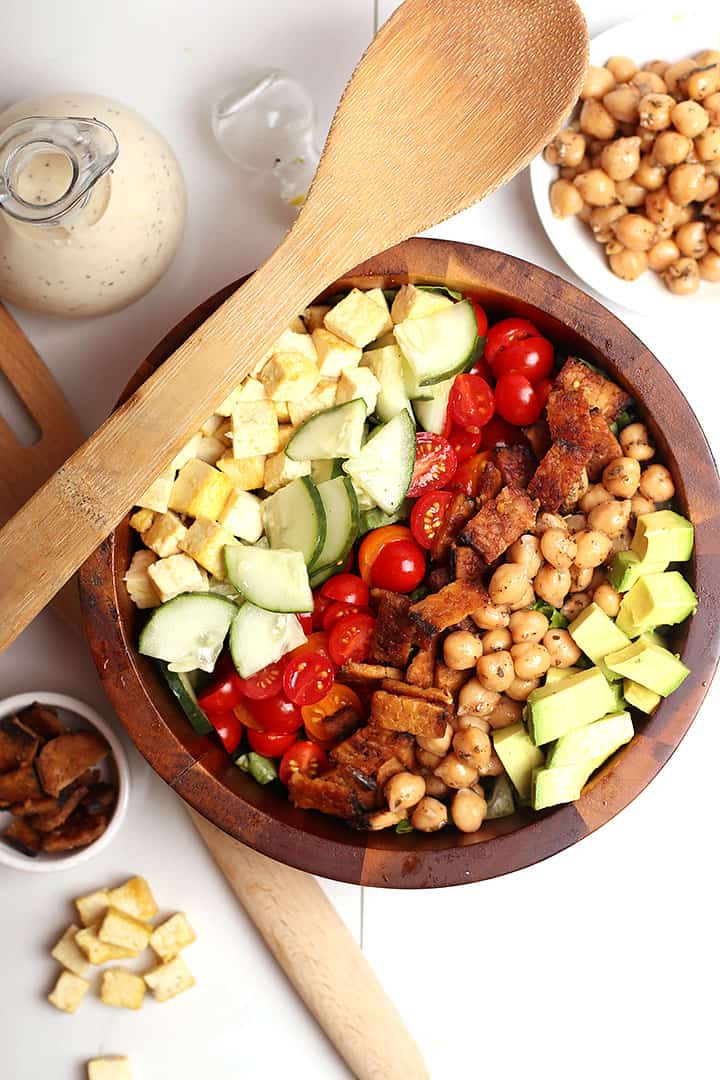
[527,667,616,746]
[608,550,668,593]
[484,775,516,820]
[492,723,545,800]
[623,678,661,714]
[615,571,698,638]
[631,509,694,565]
[544,665,582,686]
[605,638,689,696]
[546,710,634,768]
[568,602,631,680]
[532,764,588,810]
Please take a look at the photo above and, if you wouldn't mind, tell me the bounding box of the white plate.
[530,11,720,314]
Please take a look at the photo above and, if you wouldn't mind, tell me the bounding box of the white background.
[1,2,718,1078]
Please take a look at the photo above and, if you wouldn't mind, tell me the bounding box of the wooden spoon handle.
[191,810,428,1080]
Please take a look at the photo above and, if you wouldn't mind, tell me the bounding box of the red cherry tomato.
[450,452,493,497]
[322,601,368,632]
[358,525,413,585]
[410,490,453,550]
[297,612,313,635]
[448,374,495,433]
[485,317,540,369]
[328,612,376,666]
[320,573,369,607]
[494,371,545,426]
[492,335,554,385]
[467,355,493,383]
[282,650,335,706]
[237,662,285,701]
[247,693,303,734]
[197,671,244,713]
[369,538,426,593]
[207,709,243,754]
[535,377,553,410]
[279,740,329,785]
[445,423,483,462]
[248,728,297,758]
[469,298,489,338]
[312,591,333,630]
[407,432,457,498]
[480,415,527,450]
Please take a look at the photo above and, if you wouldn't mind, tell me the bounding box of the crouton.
[42,811,108,853]
[435,661,473,696]
[555,357,631,421]
[35,731,108,798]
[330,724,416,777]
[528,442,590,512]
[409,580,490,638]
[18,702,66,739]
[493,445,536,489]
[0,716,40,772]
[0,763,43,807]
[48,970,90,1013]
[2,817,42,856]
[9,794,58,816]
[107,876,158,920]
[339,661,405,683]
[522,420,551,458]
[100,968,146,1010]
[460,486,539,563]
[370,690,448,738]
[31,784,89,832]
[75,889,110,927]
[380,679,453,707]
[149,913,196,963]
[87,1058,133,1080]
[143,955,196,1002]
[81,783,117,816]
[99,907,153,954]
[547,388,594,451]
[368,590,415,667]
[430,493,476,562]
[51,924,89,978]
[288,767,375,818]
[451,545,485,584]
[75,923,135,965]
[404,637,438,688]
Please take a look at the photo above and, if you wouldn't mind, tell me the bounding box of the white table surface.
[1,2,718,1078]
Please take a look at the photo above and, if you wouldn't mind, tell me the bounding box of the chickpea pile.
[380,423,673,835]
[545,49,720,294]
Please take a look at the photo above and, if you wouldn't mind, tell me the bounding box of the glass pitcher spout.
[0,115,118,225]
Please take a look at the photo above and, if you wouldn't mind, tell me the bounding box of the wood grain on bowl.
[79,238,720,888]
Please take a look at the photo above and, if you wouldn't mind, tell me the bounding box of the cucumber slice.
[342,410,416,514]
[361,344,412,421]
[229,603,307,678]
[139,594,237,674]
[158,663,213,735]
[351,481,377,512]
[225,545,313,613]
[286,399,366,461]
[402,355,434,401]
[358,501,411,536]
[310,459,343,484]
[262,476,326,568]
[310,476,359,584]
[393,299,478,386]
[412,376,454,434]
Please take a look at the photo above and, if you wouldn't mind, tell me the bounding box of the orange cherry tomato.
[358,525,413,584]
[301,683,363,746]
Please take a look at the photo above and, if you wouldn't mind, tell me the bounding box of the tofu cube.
[200,413,225,437]
[288,315,307,333]
[142,511,188,559]
[107,876,158,920]
[216,377,267,417]
[311,329,362,379]
[193,435,226,465]
[217,452,265,491]
[274,401,291,423]
[335,367,382,414]
[288,378,338,427]
[99,907,153,954]
[231,401,280,458]
[100,968,146,1011]
[74,888,110,927]
[136,467,176,513]
[276,426,294,451]
[169,459,234,519]
[263,451,311,494]
[218,490,264,542]
[75,924,136,965]
[391,284,454,323]
[171,432,205,471]
[180,518,238,578]
[144,955,195,1002]
[149,912,196,963]
[271,328,318,363]
[302,304,331,333]
[88,1058,132,1080]
[48,970,90,1014]
[324,288,390,347]
[129,508,155,534]
[366,288,394,336]
[259,353,320,402]
[148,554,208,603]
[123,550,160,609]
[51,924,89,978]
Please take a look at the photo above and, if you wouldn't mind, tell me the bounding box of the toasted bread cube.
[271,328,317,363]
[200,413,225,437]
[218,490,264,542]
[123,550,160,609]
[288,378,338,427]
[263,451,311,494]
[274,401,291,423]
[88,1058,132,1080]
[259,353,320,402]
[75,924,136,965]
[335,367,381,414]
[99,907,153,954]
[75,888,110,927]
[391,284,454,323]
[311,329,362,379]
[366,288,394,335]
[48,970,90,1013]
[169,459,234,519]
[129,508,155,533]
[231,401,280,458]
[107,875,158,920]
[324,288,389,348]
[303,304,331,333]
[100,968,146,1011]
[276,426,294,451]
[179,518,238,578]
[51,924,89,978]
[144,955,195,1002]
[193,435,226,465]
[217,452,265,491]
[149,912,196,963]
[137,467,176,514]
[147,554,208,603]
[142,511,188,559]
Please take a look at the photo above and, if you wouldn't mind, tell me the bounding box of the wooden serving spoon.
[0,0,587,650]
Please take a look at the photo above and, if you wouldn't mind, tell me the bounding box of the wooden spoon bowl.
[79,238,720,888]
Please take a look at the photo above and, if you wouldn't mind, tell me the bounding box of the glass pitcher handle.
[0,115,118,224]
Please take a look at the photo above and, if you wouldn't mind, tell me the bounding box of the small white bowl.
[0,692,130,873]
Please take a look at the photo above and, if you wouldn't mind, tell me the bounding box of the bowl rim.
[79,237,720,888]
[0,691,130,873]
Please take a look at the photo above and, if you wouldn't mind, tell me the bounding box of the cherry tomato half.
[282,651,335,707]
[301,683,363,747]
[467,354,493,383]
[448,374,495,433]
[237,662,285,701]
[485,317,540,369]
[450,453,493,497]
[198,672,244,714]
[445,423,483,462]
[312,591,333,630]
[492,335,554,385]
[297,612,314,636]
[369,538,426,593]
[322,601,368,632]
[480,415,527,450]
[469,298,489,338]
[328,612,376,666]
[320,572,369,607]
[407,432,457,498]
[410,489,453,550]
[247,693,303,734]
[248,728,298,758]
[358,525,413,585]
[494,371,545,426]
[279,740,329,785]
[207,709,244,754]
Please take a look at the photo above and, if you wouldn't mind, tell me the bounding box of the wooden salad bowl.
[79,237,720,888]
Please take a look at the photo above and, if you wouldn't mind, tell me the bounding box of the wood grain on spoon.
[0,0,587,650]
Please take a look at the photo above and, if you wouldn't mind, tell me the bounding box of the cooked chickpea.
[632,71,667,97]
[543,628,582,668]
[615,179,647,207]
[472,602,510,631]
[574,168,617,207]
[477,749,504,778]
[564,513,588,534]
[653,130,692,166]
[634,155,666,191]
[540,527,577,570]
[705,92,720,126]
[686,64,720,102]
[451,789,487,833]
[644,60,669,78]
[453,727,492,769]
[510,643,551,680]
[534,564,571,608]
[580,99,618,140]
[489,563,530,607]
[443,630,484,671]
[695,126,720,163]
[609,248,648,280]
[606,55,637,83]
[676,221,709,259]
[695,50,720,67]
[487,697,523,729]
[665,59,697,96]
[482,627,513,653]
[550,178,584,218]
[593,582,621,617]
[647,237,681,271]
[544,129,587,166]
[509,609,549,644]
[434,753,478,790]
[600,136,641,181]
[535,511,567,534]
[581,65,615,100]
[631,493,656,517]
[580,483,613,512]
[709,224,720,253]
[602,456,642,497]
[668,162,705,204]
[458,678,501,718]
[575,529,613,568]
[475,650,515,693]
[700,250,720,280]
[672,99,710,137]
[663,255,701,294]
[411,796,448,832]
[416,747,442,770]
[645,186,682,228]
[638,93,675,130]
[569,564,594,592]
[507,534,543,577]
[603,85,640,124]
[619,423,655,461]
[560,155,591,181]
[588,498,632,538]
[561,592,591,621]
[608,527,633,559]
[590,204,628,242]
[505,676,541,702]
[510,583,535,613]
[704,195,720,222]
[385,771,426,812]
[612,213,656,252]
[697,172,720,202]
[640,463,675,501]
[423,773,449,799]
[417,722,453,755]
[455,715,491,733]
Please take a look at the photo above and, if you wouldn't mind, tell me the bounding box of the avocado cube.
[492,723,545,800]
[605,639,689,696]
[631,509,694,565]
[546,710,634,769]
[532,764,588,810]
[527,668,616,746]
[623,678,661,714]
[544,666,582,686]
[568,603,631,680]
[484,775,516,820]
[608,550,667,593]
[615,571,698,638]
